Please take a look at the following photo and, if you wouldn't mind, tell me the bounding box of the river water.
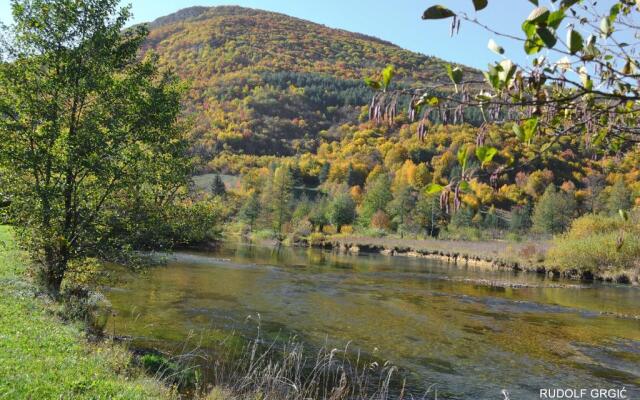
[105,242,640,399]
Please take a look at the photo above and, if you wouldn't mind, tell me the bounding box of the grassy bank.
[0,226,174,400]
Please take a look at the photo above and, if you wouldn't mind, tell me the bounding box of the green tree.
[318,162,330,184]
[414,192,442,237]
[388,184,416,237]
[0,0,189,294]
[328,193,356,233]
[263,165,294,236]
[346,163,364,187]
[359,173,392,225]
[482,206,506,231]
[606,179,632,216]
[449,207,475,229]
[509,204,532,233]
[532,185,577,234]
[210,174,227,197]
[239,192,261,233]
[309,198,329,232]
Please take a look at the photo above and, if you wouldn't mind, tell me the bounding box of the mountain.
[142,6,478,166]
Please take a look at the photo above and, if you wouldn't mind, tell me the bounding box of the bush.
[548,231,640,276]
[307,232,326,246]
[139,353,200,391]
[61,286,112,336]
[370,210,391,230]
[355,227,388,238]
[547,212,640,279]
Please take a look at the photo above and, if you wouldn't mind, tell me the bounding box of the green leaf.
[536,26,557,48]
[472,0,488,11]
[364,77,381,90]
[445,64,463,84]
[566,27,583,54]
[524,36,544,54]
[459,181,471,192]
[546,9,565,30]
[488,39,504,55]
[513,124,525,142]
[609,4,621,23]
[522,20,537,38]
[592,129,607,147]
[527,7,550,24]
[528,0,539,5]
[422,5,456,20]
[475,146,498,165]
[457,146,468,170]
[381,65,395,90]
[540,142,553,153]
[426,184,445,194]
[522,117,539,144]
[427,96,440,106]
[560,0,579,7]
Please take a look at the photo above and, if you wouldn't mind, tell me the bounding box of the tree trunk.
[43,244,69,296]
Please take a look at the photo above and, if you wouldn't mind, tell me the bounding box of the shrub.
[370,210,391,230]
[547,212,640,278]
[439,226,483,241]
[307,232,326,246]
[291,218,314,242]
[548,231,640,275]
[61,286,112,336]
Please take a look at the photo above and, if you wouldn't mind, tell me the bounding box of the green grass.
[0,226,174,400]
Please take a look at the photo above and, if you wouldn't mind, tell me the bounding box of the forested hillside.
[142,6,479,162]
[140,6,640,280]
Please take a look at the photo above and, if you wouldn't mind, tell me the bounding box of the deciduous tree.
[0,0,189,294]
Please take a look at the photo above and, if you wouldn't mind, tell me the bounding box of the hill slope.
[142,6,477,163]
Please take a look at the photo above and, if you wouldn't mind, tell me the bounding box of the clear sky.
[0,1,540,69]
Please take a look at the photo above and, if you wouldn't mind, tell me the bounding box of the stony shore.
[298,235,636,284]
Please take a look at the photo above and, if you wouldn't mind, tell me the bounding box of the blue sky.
[0,1,538,69]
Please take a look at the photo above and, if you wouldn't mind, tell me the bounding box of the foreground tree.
[0,0,189,294]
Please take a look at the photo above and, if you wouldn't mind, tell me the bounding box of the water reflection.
[106,242,640,399]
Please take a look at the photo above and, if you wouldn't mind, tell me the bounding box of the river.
[105,242,640,399]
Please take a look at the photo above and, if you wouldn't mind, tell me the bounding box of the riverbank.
[299,234,635,284]
[0,226,174,400]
